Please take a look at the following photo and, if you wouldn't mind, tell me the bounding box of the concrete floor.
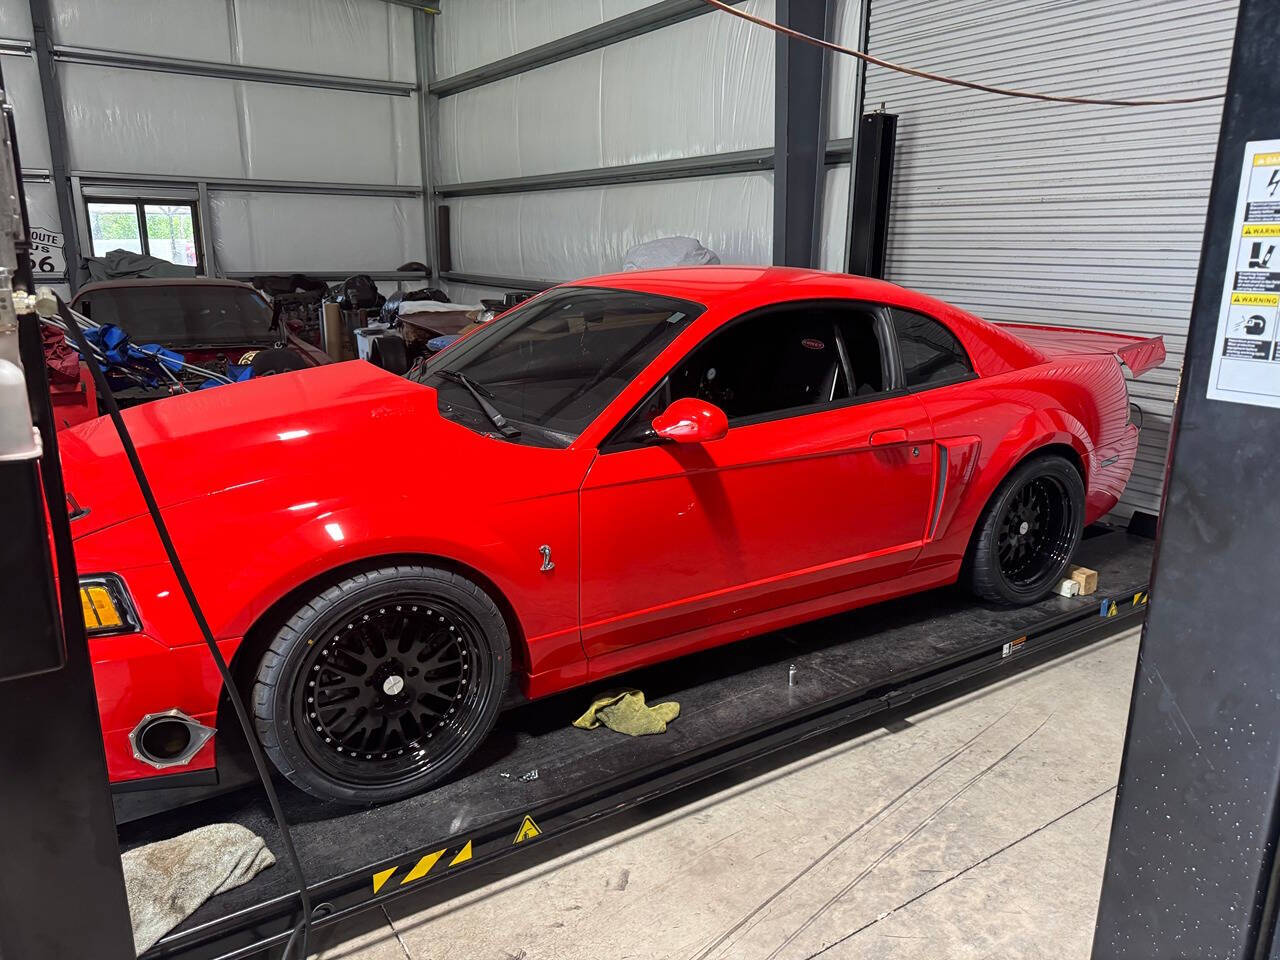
[310,626,1141,960]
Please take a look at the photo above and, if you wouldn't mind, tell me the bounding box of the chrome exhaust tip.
[129,709,216,769]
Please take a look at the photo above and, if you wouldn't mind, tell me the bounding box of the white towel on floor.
[123,822,275,954]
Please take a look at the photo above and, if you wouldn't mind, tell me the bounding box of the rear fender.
[934,408,1090,556]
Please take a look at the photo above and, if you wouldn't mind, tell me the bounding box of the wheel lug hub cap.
[382,675,405,696]
[1018,521,1030,535]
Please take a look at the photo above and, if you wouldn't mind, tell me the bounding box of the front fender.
[72,472,585,678]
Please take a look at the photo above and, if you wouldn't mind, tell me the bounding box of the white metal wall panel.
[60,64,421,186]
[432,0,655,79]
[445,171,773,281]
[208,191,425,273]
[856,0,1236,516]
[434,0,774,185]
[2,53,50,170]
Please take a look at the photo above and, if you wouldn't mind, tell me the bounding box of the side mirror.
[651,397,728,444]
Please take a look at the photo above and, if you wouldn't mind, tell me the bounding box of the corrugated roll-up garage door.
[858,0,1238,517]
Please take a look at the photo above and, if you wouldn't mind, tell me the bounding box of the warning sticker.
[1208,139,1280,407]
[513,814,542,844]
[1231,292,1280,307]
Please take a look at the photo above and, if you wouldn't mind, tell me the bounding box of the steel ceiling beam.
[51,45,417,97]
[436,148,775,198]
[429,0,748,97]
[72,171,423,199]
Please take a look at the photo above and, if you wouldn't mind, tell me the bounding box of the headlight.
[79,575,139,635]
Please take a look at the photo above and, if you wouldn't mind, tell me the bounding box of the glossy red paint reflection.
[651,398,729,443]
[60,267,1164,788]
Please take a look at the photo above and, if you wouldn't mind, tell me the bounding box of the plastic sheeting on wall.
[2,53,50,170]
[828,0,865,141]
[434,0,775,185]
[209,191,425,274]
[0,0,32,40]
[444,172,773,282]
[231,0,414,83]
[23,180,61,245]
[433,0,655,80]
[818,164,849,273]
[444,282,525,305]
[60,63,421,185]
[48,0,414,83]
[52,0,233,62]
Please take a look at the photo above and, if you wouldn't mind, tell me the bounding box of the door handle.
[869,428,908,446]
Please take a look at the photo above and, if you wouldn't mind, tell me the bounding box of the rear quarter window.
[891,309,974,389]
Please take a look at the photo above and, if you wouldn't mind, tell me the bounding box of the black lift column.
[1092,1,1280,956]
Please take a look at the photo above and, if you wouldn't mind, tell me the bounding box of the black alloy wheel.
[254,566,509,804]
[968,454,1084,605]
[995,475,1074,589]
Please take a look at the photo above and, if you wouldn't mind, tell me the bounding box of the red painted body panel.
[59,267,1163,787]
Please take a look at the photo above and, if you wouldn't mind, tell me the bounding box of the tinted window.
[414,287,700,446]
[611,306,886,442]
[892,309,973,388]
[75,285,273,344]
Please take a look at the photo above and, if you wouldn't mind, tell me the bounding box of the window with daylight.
[86,199,201,269]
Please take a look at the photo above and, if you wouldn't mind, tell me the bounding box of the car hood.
[59,361,443,538]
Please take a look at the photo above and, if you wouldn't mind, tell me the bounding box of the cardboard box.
[1069,565,1098,595]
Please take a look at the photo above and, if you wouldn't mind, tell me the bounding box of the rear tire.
[968,454,1084,605]
[252,565,509,804]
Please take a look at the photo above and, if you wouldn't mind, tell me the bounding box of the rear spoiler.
[996,323,1166,378]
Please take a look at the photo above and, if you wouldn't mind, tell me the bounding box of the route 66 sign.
[29,226,65,276]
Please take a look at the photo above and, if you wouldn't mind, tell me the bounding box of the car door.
[578,301,937,659]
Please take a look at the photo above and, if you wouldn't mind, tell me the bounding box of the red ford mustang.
[61,266,1164,804]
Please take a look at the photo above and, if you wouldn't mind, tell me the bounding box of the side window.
[668,311,853,420]
[610,305,889,445]
[891,309,973,389]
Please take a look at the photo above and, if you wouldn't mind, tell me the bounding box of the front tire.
[253,565,509,804]
[968,454,1084,605]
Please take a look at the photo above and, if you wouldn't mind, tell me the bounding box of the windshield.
[414,286,701,446]
[75,285,275,345]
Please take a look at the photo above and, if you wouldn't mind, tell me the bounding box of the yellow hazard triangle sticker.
[513,814,542,844]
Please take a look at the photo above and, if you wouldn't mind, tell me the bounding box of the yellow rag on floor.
[573,689,680,736]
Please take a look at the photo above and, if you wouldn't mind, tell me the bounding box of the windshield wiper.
[435,367,495,398]
[436,369,520,439]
